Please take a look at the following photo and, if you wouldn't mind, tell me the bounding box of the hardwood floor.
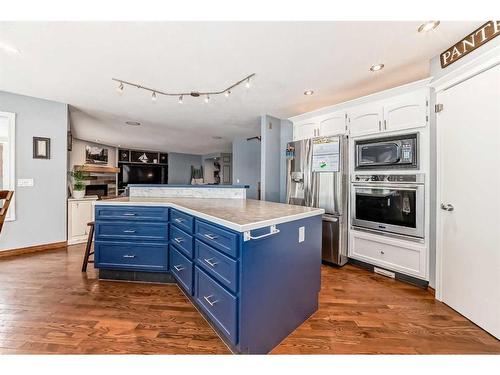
[0,244,498,354]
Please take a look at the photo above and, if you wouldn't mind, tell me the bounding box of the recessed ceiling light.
[418,21,440,33]
[370,64,385,72]
[304,90,314,96]
[0,41,21,55]
[125,121,141,126]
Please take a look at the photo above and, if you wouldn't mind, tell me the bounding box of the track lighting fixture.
[112,73,255,104]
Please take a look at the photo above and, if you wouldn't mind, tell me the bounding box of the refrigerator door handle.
[323,216,338,222]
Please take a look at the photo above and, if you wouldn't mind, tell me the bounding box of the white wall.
[69,138,117,170]
[0,91,68,251]
[168,152,203,184]
[232,137,260,199]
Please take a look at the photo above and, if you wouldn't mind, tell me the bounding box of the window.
[0,111,15,221]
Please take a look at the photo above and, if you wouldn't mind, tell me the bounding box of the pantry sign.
[440,21,500,68]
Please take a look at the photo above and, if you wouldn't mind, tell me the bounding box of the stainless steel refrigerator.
[286,135,348,266]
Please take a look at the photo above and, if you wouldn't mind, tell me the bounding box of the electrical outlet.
[17,178,34,187]
[298,226,305,243]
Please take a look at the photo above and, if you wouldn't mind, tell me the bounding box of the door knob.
[440,203,454,212]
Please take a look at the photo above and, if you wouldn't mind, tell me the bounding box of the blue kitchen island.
[93,186,323,354]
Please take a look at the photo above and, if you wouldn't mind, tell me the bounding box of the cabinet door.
[293,121,319,140]
[348,104,383,136]
[383,92,428,131]
[70,201,93,237]
[319,112,347,136]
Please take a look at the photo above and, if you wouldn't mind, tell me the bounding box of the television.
[119,164,167,190]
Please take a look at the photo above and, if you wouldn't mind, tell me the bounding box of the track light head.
[178,95,183,104]
[225,90,231,98]
[245,78,251,89]
[151,91,158,102]
[116,82,124,94]
[204,95,210,103]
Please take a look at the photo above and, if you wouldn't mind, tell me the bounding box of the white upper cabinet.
[293,121,319,141]
[291,86,430,141]
[348,104,383,136]
[383,92,428,131]
[318,112,347,136]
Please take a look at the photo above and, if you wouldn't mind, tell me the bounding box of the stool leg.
[82,224,95,272]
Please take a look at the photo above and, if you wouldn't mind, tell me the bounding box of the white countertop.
[95,197,324,232]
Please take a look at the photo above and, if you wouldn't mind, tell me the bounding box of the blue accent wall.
[260,115,281,202]
[168,152,203,184]
[232,137,260,199]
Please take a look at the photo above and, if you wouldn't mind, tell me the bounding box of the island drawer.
[170,209,195,234]
[194,266,238,345]
[170,225,194,258]
[170,246,194,294]
[95,206,169,222]
[95,222,169,242]
[94,241,168,272]
[195,221,239,258]
[195,239,238,293]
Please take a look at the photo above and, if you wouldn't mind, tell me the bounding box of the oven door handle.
[352,184,421,191]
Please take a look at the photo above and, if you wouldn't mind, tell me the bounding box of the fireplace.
[85,184,108,198]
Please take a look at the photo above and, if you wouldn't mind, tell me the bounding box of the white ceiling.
[0,21,481,154]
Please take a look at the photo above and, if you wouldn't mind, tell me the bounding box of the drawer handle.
[203,258,219,267]
[173,237,184,244]
[174,218,186,223]
[123,229,136,233]
[123,255,136,258]
[173,264,185,272]
[123,213,137,216]
[203,233,218,241]
[203,295,219,307]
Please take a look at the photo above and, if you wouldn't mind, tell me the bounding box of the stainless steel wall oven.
[351,174,425,238]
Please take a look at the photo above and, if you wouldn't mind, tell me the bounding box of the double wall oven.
[351,132,424,240]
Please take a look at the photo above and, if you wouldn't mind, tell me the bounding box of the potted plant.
[71,169,87,199]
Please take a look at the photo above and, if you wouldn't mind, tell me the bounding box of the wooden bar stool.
[82,221,95,272]
[0,190,14,235]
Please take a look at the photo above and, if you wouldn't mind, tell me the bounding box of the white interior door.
[438,64,500,339]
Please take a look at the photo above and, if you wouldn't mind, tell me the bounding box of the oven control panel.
[353,174,424,183]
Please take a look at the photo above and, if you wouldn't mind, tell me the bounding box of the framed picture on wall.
[33,137,51,159]
[85,145,108,164]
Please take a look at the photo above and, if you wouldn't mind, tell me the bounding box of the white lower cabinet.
[349,230,427,280]
[67,196,98,245]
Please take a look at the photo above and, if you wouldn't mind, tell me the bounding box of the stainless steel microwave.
[355,134,418,170]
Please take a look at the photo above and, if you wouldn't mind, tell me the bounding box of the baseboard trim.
[0,241,68,259]
[348,257,429,289]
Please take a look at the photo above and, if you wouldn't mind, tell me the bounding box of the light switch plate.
[17,178,34,187]
[298,226,305,243]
